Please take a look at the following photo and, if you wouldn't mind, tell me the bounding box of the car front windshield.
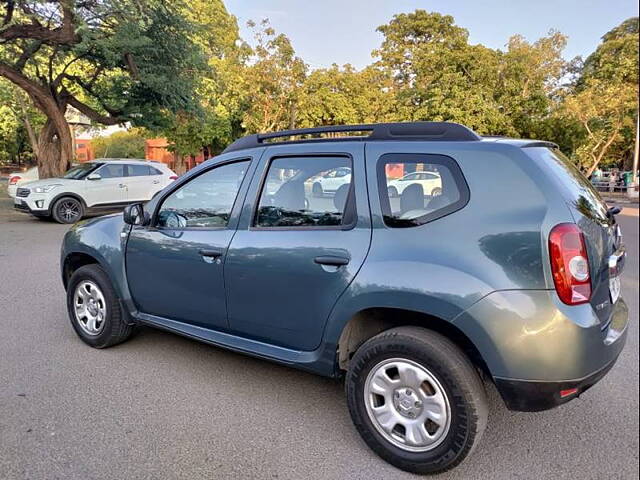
[63,163,102,179]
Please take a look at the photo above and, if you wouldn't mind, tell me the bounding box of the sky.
[225,0,639,69]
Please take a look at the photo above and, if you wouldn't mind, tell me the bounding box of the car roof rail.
[222,122,481,153]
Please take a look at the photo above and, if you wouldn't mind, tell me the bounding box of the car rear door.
[223,143,371,351]
[125,163,158,202]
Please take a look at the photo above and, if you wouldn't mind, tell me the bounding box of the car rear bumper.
[453,289,629,411]
[494,350,622,412]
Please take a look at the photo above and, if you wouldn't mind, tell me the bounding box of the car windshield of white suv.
[63,163,103,179]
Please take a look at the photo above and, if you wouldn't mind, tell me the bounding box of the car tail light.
[9,176,21,185]
[549,223,591,305]
[169,175,178,180]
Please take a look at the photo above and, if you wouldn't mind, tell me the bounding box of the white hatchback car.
[311,166,352,197]
[14,159,177,223]
[387,171,442,197]
[7,166,39,198]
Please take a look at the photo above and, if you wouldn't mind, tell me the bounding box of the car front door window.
[156,161,249,229]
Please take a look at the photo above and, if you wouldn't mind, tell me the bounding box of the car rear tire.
[346,326,488,475]
[312,182,323,197]
[66,264,135,348]
[431,187,442,197]
[52,196,84,224]
[388,186,399,198]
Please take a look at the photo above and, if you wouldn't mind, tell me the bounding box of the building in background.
[75,134,94,162]
[144,138,206,174]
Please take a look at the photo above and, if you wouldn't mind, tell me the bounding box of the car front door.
[224,143,371,351]
[125,158,253,330]
[84,163,127,207]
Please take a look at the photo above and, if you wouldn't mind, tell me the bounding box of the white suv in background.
[14,159,177,223]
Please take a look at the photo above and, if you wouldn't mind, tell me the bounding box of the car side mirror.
[123,203,149,226]
[87,173,101,181]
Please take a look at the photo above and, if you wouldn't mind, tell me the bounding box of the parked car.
[60,123,627,475]
[311,166,352,196]
[7,166,39,198]
[15,159,177,223]
[387,171,442,197]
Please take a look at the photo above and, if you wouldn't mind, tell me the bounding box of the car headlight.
[33,184,61,193]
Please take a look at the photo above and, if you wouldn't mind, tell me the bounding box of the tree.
[0,0,204,178]
[497,32,569,139]
[241,20,307,133]
[91,129,146,159]
[562,17,639,173]
[0,77,43,163]
[162,0,246,162]
[374,10,513,134]
[373,11,571,137]
[297,64,395,127]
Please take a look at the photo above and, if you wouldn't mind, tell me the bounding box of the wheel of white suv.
[52,196,84,224]
[312,182,323,197]
[66,264,135,348]
[346,326,488,475]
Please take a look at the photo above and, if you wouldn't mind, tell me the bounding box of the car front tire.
[66,264,135,348]
[312,182,323,198]
[346,326,488,475]
[52,196,84,224]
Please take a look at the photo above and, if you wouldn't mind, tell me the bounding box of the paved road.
[0,185,638,480]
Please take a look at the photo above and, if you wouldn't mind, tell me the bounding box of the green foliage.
[161,0,244,156]
[91,129,147,159]
[1,3,637,173]
[561,17,639,172]
[0,78,44,164]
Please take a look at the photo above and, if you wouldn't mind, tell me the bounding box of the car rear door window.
[255,156,354,228]
[378,153,469,228]
[97,164,125,179]
[156,161,249,229]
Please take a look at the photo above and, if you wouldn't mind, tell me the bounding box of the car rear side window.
[255,156,354,228]
[127,164,152,176]
[377,153,469,228]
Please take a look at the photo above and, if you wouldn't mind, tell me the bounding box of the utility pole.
[630,112,639,199]
[633,113,639,185]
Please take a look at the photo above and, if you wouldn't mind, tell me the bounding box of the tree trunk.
[1,63,73,178]
[36,117,72,178]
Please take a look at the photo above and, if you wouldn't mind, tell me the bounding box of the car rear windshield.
[63,163,103,179]
[525,147,610,224]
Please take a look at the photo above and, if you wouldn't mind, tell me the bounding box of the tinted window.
[256,156,353,228]
[150,167,163,175]
[379,154,468,228]
[127,164,151,176]
[97,164,125,179]
[156,161,248,229]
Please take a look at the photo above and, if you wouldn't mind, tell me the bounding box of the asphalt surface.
[0,184,638,480]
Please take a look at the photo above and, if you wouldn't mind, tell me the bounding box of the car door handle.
[314,255,350,267]
[118,183,126,188]
[152,180,160,184]
[199,248,224,258]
